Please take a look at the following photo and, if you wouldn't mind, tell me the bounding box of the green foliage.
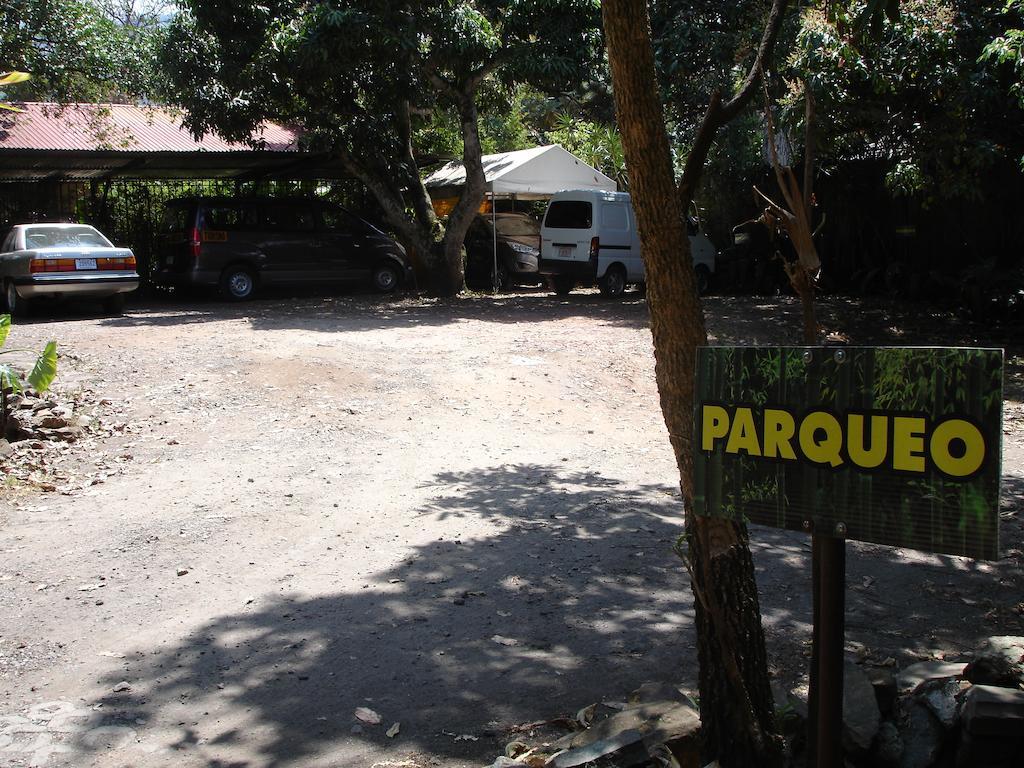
[0,315,57,396]
[161,2,602,157]
[787,1,1022,203]
[650,0,797,236]
[414,82,533,159]
[544,112,627,189]
[0,0,163,103]
[27,341,58,393]
[162,0,603,276]
[980,0,1024,165]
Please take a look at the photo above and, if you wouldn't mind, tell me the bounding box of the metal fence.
[0,178,368,285]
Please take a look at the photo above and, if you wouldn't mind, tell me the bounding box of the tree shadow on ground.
[81,465,1024,767]
[87,287,657,334]
[85,292,1024,374]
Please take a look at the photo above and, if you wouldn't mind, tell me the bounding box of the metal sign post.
[692,346,1003,767]
[491,186,499,294]
[808,534,845,768]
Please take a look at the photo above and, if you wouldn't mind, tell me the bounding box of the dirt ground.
[1,288,1022,768]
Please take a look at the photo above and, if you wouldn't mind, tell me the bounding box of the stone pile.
[0,388,131,493]
[482,636,1024,768]
[487,682,702,768]
[795,636,1024,768]
[2,391,89,443]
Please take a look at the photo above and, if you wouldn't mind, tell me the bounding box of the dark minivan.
[155,197,411,300]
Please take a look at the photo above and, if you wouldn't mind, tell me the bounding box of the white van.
[538,189,716,296]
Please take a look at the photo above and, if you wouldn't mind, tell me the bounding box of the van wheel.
[694,264,711,296]
[551,275,575,296]
[220,266,257,301]
[599,265,627,298]
[371,261,402,293]
[3,280,28,317]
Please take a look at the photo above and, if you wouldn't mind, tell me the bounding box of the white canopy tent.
[423,144,617,199]
[423,145,617,291]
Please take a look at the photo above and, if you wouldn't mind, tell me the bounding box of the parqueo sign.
[692,347,1003,559]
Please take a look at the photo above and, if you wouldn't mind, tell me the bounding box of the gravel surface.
[1,289,1022,768]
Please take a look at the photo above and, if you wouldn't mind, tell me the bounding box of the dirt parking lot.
[1,289,1022,767]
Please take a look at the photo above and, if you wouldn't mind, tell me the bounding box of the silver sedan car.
[0,223,140,316]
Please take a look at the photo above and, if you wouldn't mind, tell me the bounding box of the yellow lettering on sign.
[799,411,843,467]
[701,405,730,451]
[847,414,888,469]
[930,419,985,478]
[725,407,761,456]
[696,403,988,480]
[892,417,927,472]
[763,409,797,459]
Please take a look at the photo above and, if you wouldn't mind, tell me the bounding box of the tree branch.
[676,0,789,210]
[720,0,788,121]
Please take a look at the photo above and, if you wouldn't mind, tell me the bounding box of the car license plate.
[75,258,97,270]
[558,246,571,258]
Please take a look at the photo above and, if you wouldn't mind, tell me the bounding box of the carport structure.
[0,102,353,276]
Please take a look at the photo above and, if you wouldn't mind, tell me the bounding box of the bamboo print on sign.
[693,347,1003,559]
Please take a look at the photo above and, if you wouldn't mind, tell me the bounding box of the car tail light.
[589,236,600,261]
[97,256,137,271]
[30,256,137,273]
[30,259,76,273]
[189,228,201,258]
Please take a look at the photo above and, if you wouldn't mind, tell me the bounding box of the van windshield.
[544,201,592,229]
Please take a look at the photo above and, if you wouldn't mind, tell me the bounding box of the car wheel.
[3,280,28,318]
[694,264,711,296]
[551,275,575,296]
[371,261,402,293]
[599,264,627,298]
[102,293,125,316]
[220,266,257,301]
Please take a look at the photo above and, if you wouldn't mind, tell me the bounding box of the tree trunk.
[337,146,436,288]
[602,2,783,766]
[396,98,444,285]
[436,92,486,296]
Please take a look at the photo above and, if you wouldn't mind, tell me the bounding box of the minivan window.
[321,206,364,233]
[603,204,628,231]
[200,205,257,231]
[161,205,191,233]
[544,201,593,229]
[261,203,315,231]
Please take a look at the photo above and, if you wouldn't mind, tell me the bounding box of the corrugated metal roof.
[0,102,299,152]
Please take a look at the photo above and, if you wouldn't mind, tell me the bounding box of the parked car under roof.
[464,212,542,291]
[0,223,139,316]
